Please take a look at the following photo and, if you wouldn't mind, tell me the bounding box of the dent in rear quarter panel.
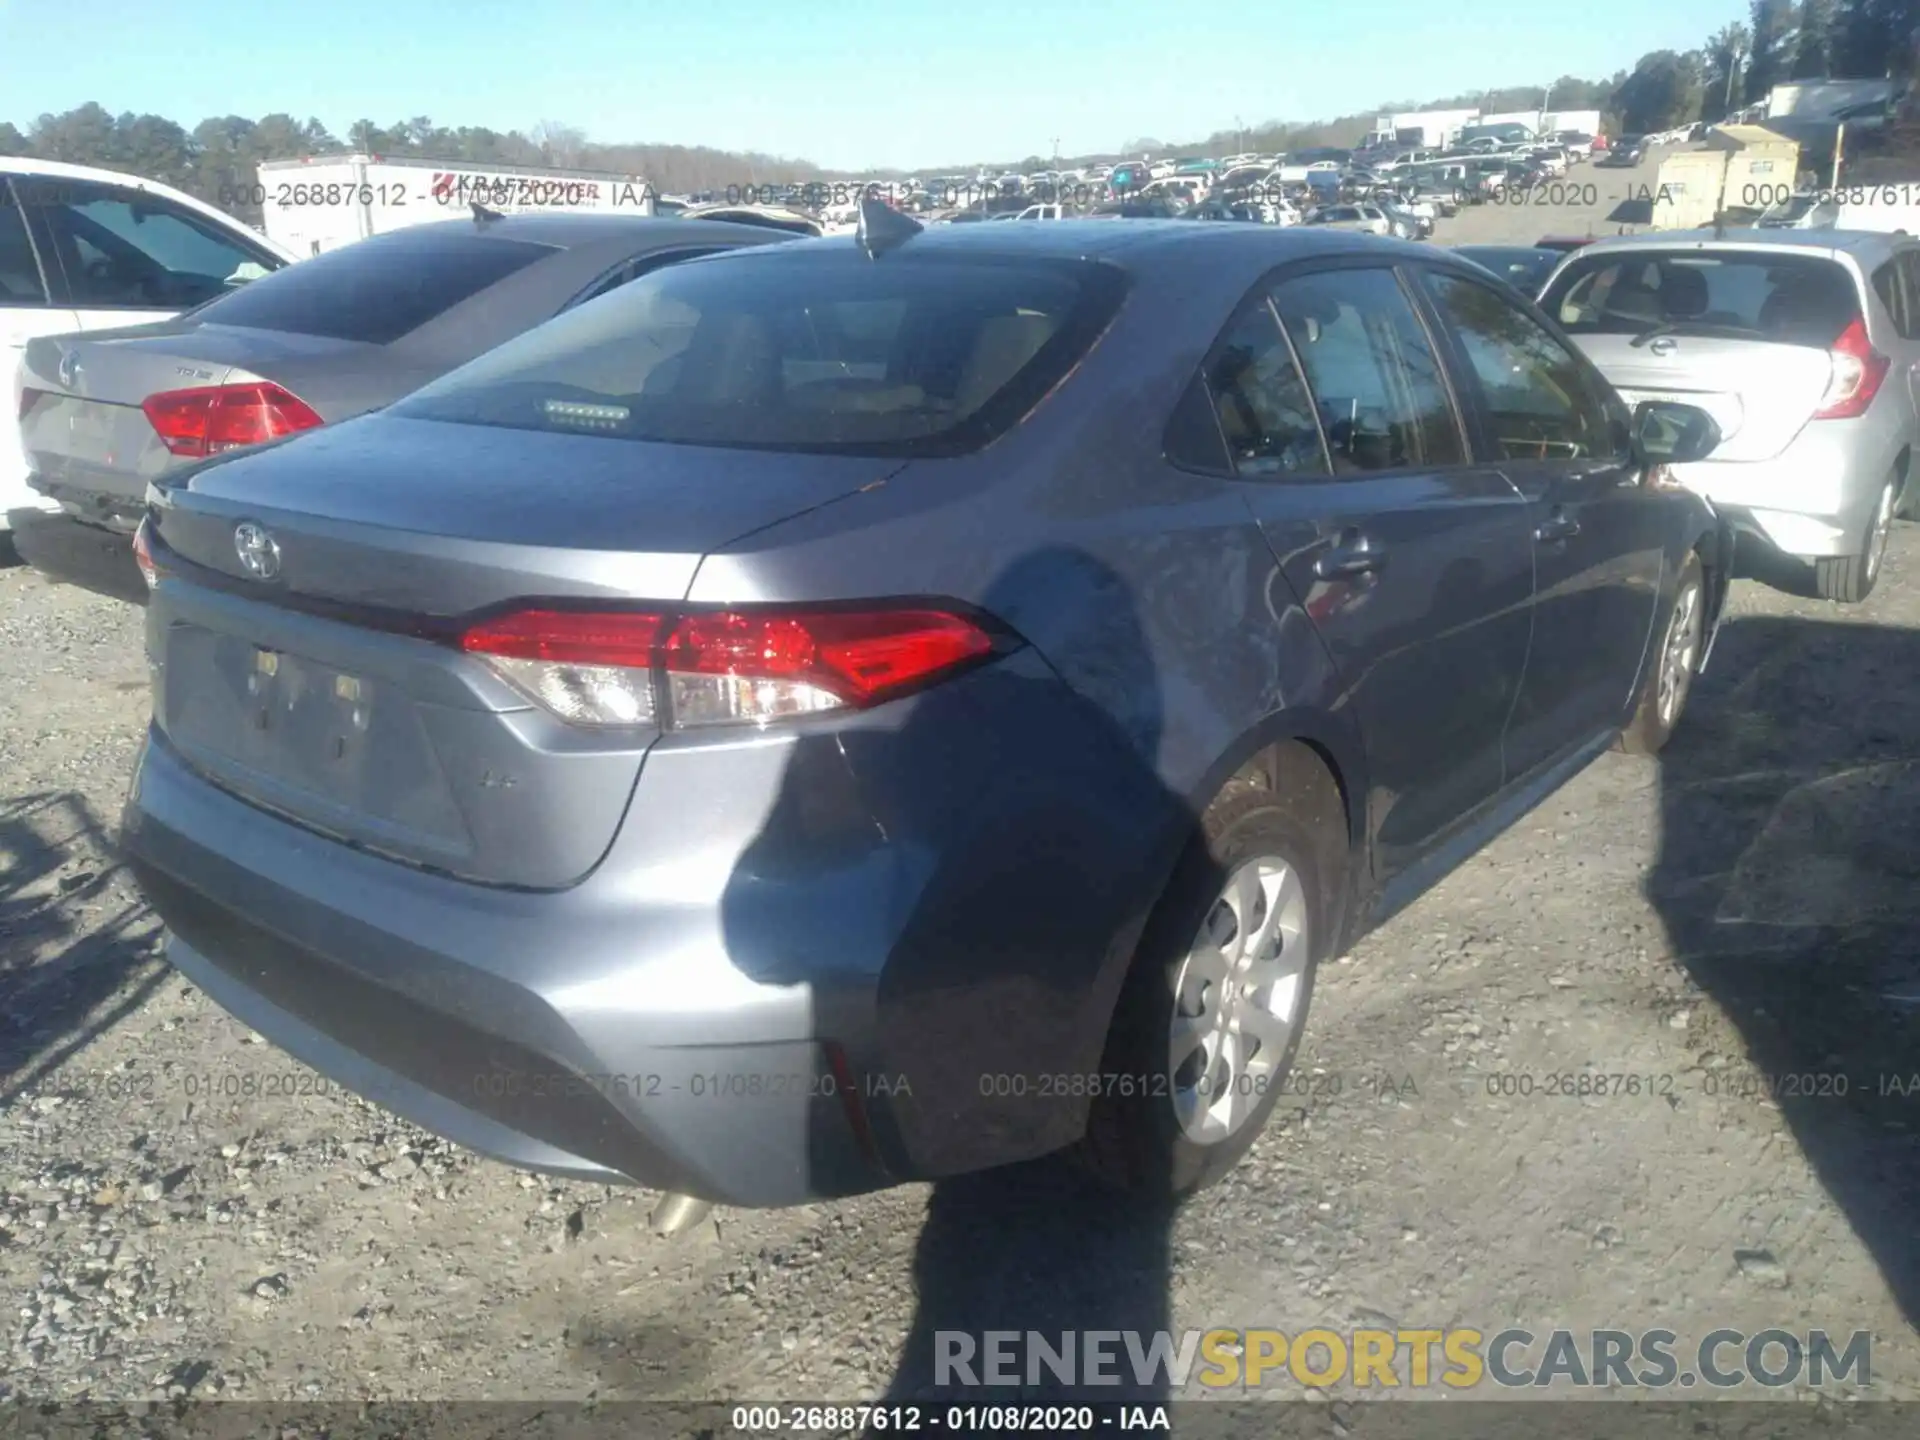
[679,272,1365,1175]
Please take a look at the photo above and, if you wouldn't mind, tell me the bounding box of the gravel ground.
[4,505,1920,1415]
[1430,145,1671,247]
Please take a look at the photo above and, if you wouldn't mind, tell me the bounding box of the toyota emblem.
[233,522,281,580]
[57,351,80,389]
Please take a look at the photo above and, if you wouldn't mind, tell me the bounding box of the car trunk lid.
[1571,333,1838,462]
[145,416,901,889]
[19,322,372,528]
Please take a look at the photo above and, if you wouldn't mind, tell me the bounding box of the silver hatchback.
[1540,229,1920,601]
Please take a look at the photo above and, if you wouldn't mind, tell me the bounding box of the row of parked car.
[0,148,1899,1222]
[745,127,1642,242]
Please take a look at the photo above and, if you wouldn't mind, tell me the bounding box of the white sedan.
[2,156,298,536]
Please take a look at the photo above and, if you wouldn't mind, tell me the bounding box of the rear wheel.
[1815,477,1896,603]
[1620,551,1704,756]
[1076,776,1336,1200]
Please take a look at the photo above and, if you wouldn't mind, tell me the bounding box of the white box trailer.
[1376,109,1480,149]
[1542,109,1603,138]
[255,154,657,256]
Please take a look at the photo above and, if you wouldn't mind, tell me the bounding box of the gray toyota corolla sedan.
[121,212,1730,1209]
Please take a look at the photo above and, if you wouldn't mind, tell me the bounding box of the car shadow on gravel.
[2,510,147,606]
[1651,612,1920,1322]
[880,1163,1177,1405]
[1731,543,1825,601]
[0,790,166,1106]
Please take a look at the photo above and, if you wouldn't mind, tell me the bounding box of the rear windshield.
[1540,250,1861,347]
[391,248,1127,457]
[192,229,556,344]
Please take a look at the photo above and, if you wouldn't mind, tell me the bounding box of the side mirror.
[1632,400,1721,467]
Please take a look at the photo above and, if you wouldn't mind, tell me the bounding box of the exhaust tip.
[649,1192,714,1238]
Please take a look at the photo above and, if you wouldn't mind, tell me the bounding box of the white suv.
[2,158,296,537]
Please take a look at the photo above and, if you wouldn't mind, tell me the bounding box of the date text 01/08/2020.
[41,1070,336,1103]
[1482,1069,1920,1100]
[729,1404,1160,1435]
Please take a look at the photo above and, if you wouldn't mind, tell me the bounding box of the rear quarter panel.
[680,255,1364,1174]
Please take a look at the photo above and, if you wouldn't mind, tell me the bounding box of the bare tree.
[532,120,587,168]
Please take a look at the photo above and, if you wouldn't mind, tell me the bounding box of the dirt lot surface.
[5,472,1920,1415]
[1428,144,1673,249]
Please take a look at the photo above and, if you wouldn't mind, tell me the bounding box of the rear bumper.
[126,733,864,1204]
[121,644,1180,1207]
[28,470,142,534]
[1668,413,1906,558]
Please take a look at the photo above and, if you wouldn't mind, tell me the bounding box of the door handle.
[1313,534,1387,580]
[1535,510,1580,543]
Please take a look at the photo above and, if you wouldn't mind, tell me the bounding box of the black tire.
[1075,761,1342,1200]
[1815,476,1897,603]
[1620,551,1705,756]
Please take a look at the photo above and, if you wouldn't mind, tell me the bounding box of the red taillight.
[132,518,161,590]
[664,609,991,706]
[458,605,999,729]
[459,609,664,668]
[140,382,324,458]
[1812,316,1889,421]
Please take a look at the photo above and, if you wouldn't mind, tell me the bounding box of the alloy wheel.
[1657,579,1702,729]
[1167,856,1310,1145]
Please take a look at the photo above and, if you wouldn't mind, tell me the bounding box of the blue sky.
[1,0,1739,171]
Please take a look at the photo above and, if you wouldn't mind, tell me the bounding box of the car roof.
[388,211,785,248]
[1,154,196,186]
[1566,227,1910,260]
[746,219,1449,280]
[1454,244,1558,258]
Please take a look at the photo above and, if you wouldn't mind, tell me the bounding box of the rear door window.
[1184,303,1329,477]
[28,182,282,310]
[192,228,555,343]
[392,250,1127,456]
[1269,267,1465,474]
[1541,251,1861,347]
